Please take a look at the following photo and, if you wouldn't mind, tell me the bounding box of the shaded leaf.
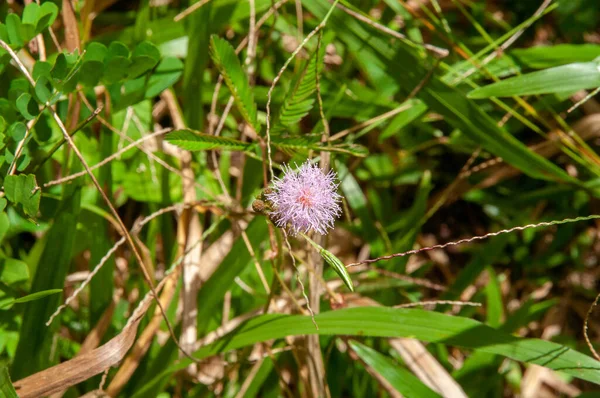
[16,93,39,120]
[165,129,250,151]
[303,234,354,291]
[274,45,324,132]
[4,174,40,218]
[209,35,259,132]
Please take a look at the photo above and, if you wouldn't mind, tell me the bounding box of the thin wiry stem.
[173,0,212,21]
[394,300,481,309]
[332,0,448,58]
[46,203,195,326]
[347,214,600,267]
[283,229,317,329]
[568,87,600,114]
[266,0,340,179]
[584,291,600,361]
[43,128,172,188]
[451,0,552,84]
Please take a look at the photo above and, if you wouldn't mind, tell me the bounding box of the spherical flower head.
[265,161,342,236]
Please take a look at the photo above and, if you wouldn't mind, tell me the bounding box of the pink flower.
[265,161,342,235]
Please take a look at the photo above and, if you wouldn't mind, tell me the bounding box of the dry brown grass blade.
[48,295,119,398]
[13,294,153,398]
[390,339,467,398]
[105,267,181,396]
[161,90,204,376]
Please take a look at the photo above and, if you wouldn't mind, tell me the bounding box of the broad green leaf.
[469,60,600,98]
[209,35,259,132]
[36,2,59,33]
[4,174,41,218]
[511,44,600,69]
[104,49,129,85]
[303,234,354,291]
[32,64,52,87]
[16,93,39,120]
[0,367,18,398]
[182,3,212,130]
[79,42,107,87]
[0,258,29,286]
[5,14,24,48]
[135,306,600,396]
[79,61,105,87]
[21,3,40,26]
[350,340,441,398]
[8,122,26,141]
[165,129,250,151]
[51,53,69,80]
[129,41,160,77]
[34,76,53,103]
[144,56,184,98]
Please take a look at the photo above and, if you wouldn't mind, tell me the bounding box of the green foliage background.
[0,0,600,396]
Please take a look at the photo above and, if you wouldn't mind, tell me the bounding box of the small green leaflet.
[302,233,354,291]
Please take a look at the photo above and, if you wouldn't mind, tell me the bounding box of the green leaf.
[303,234,354,291]
[511,44,600,69]
[13,289,62,304]
[349,340,441,398]
[16,93,39,120]
[8,122,26,141]
[144,56,183,98]
[103,42,131,83]
[0,211,8,243]
[5,14,24,48]
[36,2,59,33]
[34,76,53,103]
[209,35,259,132]
[271,136,368,157]
[129,41,160,77]
[469,60,600,98]
[22,3,40,26]
[80,42,107,87]
[4,174,41,218]
[136,306,600,396]
[0,367,18,398]
[165,129,250,151]
[32,61,53,80]
[273,45,324,132]
[51,53,69,80]
[0,258,29,286]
